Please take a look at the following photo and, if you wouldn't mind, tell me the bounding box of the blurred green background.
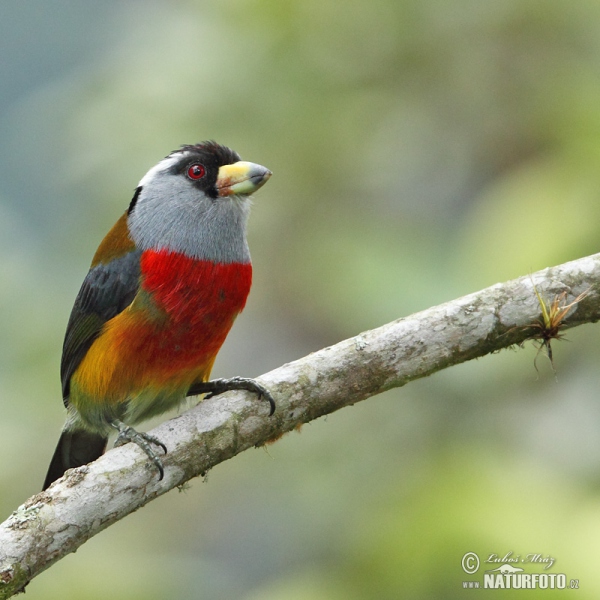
[2,0,600,597]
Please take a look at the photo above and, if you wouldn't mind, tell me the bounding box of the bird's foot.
[187,377,276,416]
[110,419,167,480]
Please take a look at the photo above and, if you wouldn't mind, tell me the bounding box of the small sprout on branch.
[525,281,589,371]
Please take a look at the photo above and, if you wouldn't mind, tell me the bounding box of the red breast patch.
[141,249,252,324]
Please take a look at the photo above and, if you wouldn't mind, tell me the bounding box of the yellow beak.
[216,161,272,197]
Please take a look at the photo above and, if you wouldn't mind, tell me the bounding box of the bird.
[42,141,273,490]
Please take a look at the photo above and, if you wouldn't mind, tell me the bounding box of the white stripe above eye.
[138,153,184,188]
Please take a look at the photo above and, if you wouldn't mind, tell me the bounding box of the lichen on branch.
[1,253,600,599]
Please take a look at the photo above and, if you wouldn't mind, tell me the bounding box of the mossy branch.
[2,253,600,597]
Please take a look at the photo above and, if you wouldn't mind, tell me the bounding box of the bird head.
[127,141,271,263]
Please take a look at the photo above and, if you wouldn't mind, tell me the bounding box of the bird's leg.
[187,377,276,416]
[110,419,167,480]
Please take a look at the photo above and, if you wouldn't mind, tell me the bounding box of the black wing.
[60,250,142,404]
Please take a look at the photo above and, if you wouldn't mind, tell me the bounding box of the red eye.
[187,164,206,180]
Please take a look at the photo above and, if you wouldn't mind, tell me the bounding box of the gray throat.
[127,185,251,264]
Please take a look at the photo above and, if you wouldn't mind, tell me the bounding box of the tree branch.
[2,253,600,597]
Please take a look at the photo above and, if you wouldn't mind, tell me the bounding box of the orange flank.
[70,250,252,415]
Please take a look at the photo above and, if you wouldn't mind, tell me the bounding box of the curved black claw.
[187,377,276,416]
[110,420,167,480]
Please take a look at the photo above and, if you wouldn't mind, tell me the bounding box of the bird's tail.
[43,429,108,490]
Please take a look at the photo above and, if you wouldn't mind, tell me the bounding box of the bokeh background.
[2,1,600,598]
